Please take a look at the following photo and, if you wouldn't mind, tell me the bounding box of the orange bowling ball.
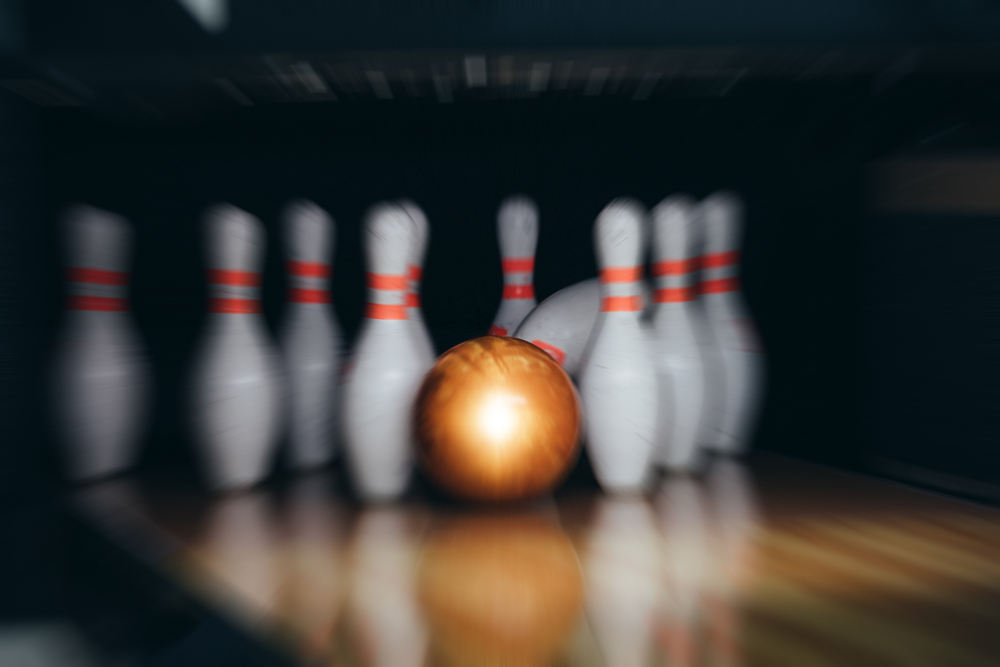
[413,336,581,501]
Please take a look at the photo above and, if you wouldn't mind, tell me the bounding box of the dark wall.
[0,89,67,619]
[863,210,1000,491]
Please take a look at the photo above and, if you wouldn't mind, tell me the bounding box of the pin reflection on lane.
[343,508,429,667]
[583,498,661,667]
[191,493,283,628]
[705,458,761,667]
[275,474,349,662]
[656,476,711,667]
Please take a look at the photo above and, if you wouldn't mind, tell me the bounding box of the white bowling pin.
[650,197,707,472]
[280,200,342,470]
[699,193,765,454]
[583,498,662,667]
[52,205,151,480]
[191,204,283,491]
[398,200,436,364]
[488,195,538,336]
[578,199,659,492]
[342,204,431,500]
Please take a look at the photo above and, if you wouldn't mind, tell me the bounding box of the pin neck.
[365,272,409,320]
[598,266,643,313]
[699,250,741,295]
[66,267,129,311]
[287,260,331,305]
[501,257,535,299]
[651,257,699,305]
[207,269,262,314]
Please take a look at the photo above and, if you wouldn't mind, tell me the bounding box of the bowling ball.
[417,514,584,666]
[413,336,581,501]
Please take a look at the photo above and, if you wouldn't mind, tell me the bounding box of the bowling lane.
[73,453,1000,666]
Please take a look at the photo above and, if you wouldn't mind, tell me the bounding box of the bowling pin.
[191,204,283,491]
[398,200,436,363]
[342,204,431,500]
[650,197,707,472]
[488,195,538,336]
[698,193,765,454]
[280,200,343,470]
[578,199,659,492]
[52,205,151,480]
[514,278,652,378]
[583,498,661,667]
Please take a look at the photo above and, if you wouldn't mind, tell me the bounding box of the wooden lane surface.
[742,455,1000,667]
[73,453,1000,666]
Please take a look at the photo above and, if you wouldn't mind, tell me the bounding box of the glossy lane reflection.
[275,475,349,663]
[583,498,661,667]
[417,512,585,666]
[343,508,429,667]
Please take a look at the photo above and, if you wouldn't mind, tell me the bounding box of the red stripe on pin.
[531,340,566,366]
[653,287,696,303]
[287,260,330,278]
[67,268,128,285]
[289,288,330,304]
[407,265,423,281]
[207,269,260,286]
[600,266,642,283]
[488,324,508,336]
[502,284,534,300]
[502,257,534,273]
[366,273,408,291]
[209,298,262,314]
[700,277,740,294]
[365,303,407,320]
[601,295,642,312]
[68,295,127,311]
[651,259,698,276]
[406,292,421,308]
[701,251,740,269]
